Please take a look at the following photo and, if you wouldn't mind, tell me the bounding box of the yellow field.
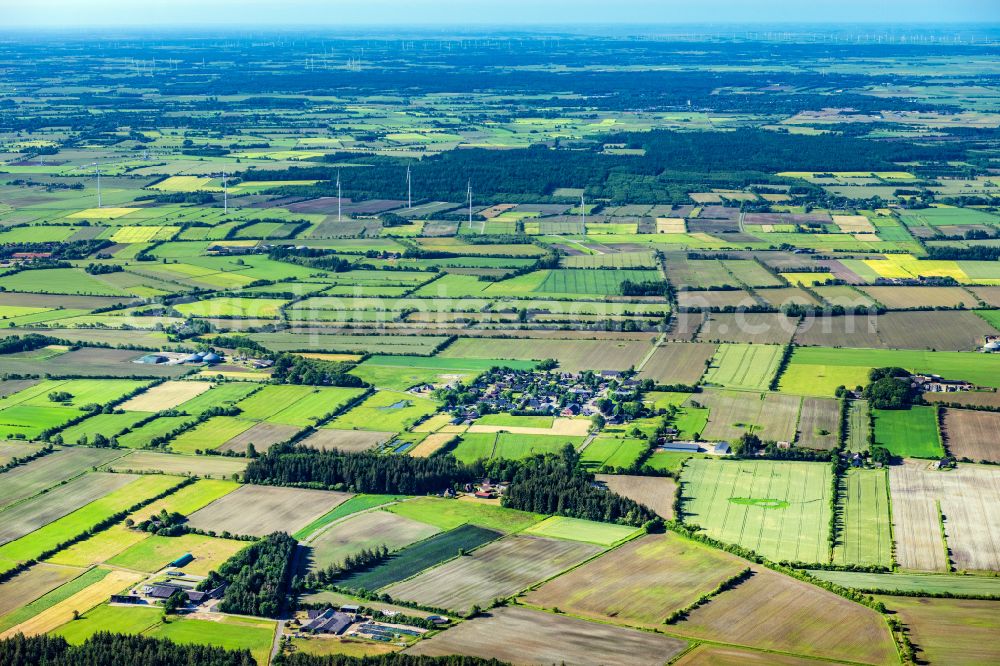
[296,352,364,362]
[119,381,214,412]
[778,171,915,179]
[865,255,968,282]
[466,417,591,437]
[0,569,142,638]
[412,413,453,433]
[45,525,149,568]
[151,176,218,192]
[409,433,455,457]
[656,217,686,233]
[69,207,139,220]
[783,272,834,286]
[832,215,875,233]
[110,226,179,243]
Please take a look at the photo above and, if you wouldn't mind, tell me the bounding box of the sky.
[3,0,998,29]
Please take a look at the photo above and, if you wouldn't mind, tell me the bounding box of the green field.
[385,497,543,533]
[168,416,254,454]
[337,524,502,591]
[578,436,647,471]
[832,469,892,567]
[680,458,832,564]
[522,516,640,546]
[53,603,162,643]
[873,406,944,458]
[780,347,1000,396]
[350,355,535,391]
[450,432,585,464]
[327,390,437,432]
[147,615,277,665]
[703,343,784,391]
[105,533,248,574]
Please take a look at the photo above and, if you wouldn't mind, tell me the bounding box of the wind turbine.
[406,165,412,210]
[92,162,102,208]
[467,180,473,231]
[580,193,586,233]
[336,171,342,222]
[221,170,228,214]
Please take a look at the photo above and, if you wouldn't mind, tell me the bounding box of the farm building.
[170,553,194,567]
[303,609,354,635]
[660,441,701,453]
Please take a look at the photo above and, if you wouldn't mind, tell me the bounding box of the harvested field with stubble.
[408,432,455,457]
[878,596,1000,666]
[301,428,395,452]
[0,472,137,545]
[405,606,688,665]
[694,390,800,443]
[0,563,81,617]
[795,397,840,450]
[306,510,440,571]
[0,447,125,510]
[890,460,1000,572]
[795,311,997,351]
[439,337,650,373]
[942,408,1000,463]
[384,535,601,614]
[671,645,842,666]
[216,421,300,454]
[859,286,978,310]
[924,391,1000,409]
[697,313,798,345]
[595,474,676,519]
[672,565,897,665]
[104,451,246,478]
[636,342,714,385]
[523,532,746,628]
[118,381,213,412]
[187,485,352,537]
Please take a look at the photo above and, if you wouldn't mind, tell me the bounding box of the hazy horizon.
[5,0,998,29]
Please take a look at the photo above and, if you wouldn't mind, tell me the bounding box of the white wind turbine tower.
[221,171,228,214]
[336,171,342,222]
[467,180,473,231]
[406,165,412,209]
[580,193,586,233]
[92,162,102,208]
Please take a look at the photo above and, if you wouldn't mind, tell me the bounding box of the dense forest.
[487,446,657,526]
[199,532,298,618]
[0,633,255,666]
[244,445,477,495]
[251,129,961,205]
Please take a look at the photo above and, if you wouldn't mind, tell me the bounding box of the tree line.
[246,444,656,527]
[0,632,255,666]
